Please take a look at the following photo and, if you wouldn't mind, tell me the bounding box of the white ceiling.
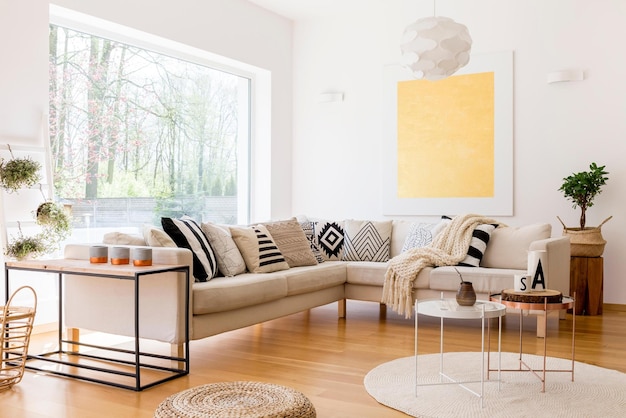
[246,0,361,20]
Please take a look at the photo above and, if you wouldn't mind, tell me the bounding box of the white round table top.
[415,298,506,319]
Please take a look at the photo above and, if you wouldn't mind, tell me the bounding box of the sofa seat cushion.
[346,261,432,289]
[193,273,287,314]
[283,261,347,296]
[429,266,526,294]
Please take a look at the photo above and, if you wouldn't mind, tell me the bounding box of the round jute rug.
[154,381,316,418]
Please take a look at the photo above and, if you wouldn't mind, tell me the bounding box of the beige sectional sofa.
[63,217,570,352]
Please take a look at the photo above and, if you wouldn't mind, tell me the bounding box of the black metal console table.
[4,258,190,391]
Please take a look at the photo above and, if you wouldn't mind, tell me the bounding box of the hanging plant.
[5,231,51,261]
[0,156,41,193]
[35,201,72,239]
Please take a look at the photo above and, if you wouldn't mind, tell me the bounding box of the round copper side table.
[489,292,575,392]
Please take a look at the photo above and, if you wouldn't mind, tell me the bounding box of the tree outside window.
[49,24,249,230]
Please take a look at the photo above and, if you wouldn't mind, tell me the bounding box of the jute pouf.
[154,381,316,418]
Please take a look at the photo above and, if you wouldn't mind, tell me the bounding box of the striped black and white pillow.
[162,216,218,282]
[230,225,290,273]
[457,224,496,267]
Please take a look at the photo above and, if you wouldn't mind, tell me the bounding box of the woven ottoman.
[154,381,316,418]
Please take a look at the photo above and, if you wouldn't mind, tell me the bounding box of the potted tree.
[557,162,611,257]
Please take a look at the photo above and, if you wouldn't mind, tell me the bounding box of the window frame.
[49,5,254,224]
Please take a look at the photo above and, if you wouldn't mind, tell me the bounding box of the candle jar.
[110,246,130,265]
[89,246,108,264]
[132,247,152,267]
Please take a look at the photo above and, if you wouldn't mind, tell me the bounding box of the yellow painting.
[397,72,494,198]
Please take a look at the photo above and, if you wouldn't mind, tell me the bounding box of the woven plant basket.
[558,216,612,257]
[0,286,37,391]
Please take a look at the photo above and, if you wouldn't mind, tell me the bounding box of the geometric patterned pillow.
[342,220,392,262]
[262,218,318,267]
[313,220,345,261]
[401,222,438,253]
[299,221,324,264]
[161,216,218,282]
[457,223,496,267]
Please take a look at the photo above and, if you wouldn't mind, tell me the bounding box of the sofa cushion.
[201,222,246,277]
[230,225,290,273]
[342,220,392,262]
[283,262,347,296]
[314,220,345,261]
[143,224,177,247]
[457,224,496,267]
[299,221,325,263]
[263,218,318,268]
[162,216,218,282]
[102,232,146,246]
[192,273,288,314]
[430,265,526,294]
[346,261,432,290]
[482,223,552,269]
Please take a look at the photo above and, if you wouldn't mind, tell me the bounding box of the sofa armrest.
[529,236,571,296]
[63,244,194,344]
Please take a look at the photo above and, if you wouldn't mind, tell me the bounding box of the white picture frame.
[382,50,514,216]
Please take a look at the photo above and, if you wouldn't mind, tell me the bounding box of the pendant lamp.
[401,6,472,81]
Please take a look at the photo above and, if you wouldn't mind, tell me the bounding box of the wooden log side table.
[570,256,603,315]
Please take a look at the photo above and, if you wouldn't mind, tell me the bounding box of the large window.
[49,20,250,236]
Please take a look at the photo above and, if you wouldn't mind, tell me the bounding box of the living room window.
[49,10,251,241]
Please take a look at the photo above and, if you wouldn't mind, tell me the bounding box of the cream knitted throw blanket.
[382,214,501,318]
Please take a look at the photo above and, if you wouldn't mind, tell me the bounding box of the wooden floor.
[2,300,625,417]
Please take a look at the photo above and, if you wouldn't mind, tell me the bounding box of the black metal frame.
[4,261,190,391]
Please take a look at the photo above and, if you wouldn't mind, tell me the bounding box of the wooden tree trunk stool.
[569,256,603,315]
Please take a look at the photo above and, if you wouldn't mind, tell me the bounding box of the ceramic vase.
[456,281,476,306]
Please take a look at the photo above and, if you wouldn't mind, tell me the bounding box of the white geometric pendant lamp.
[401,5,472,81]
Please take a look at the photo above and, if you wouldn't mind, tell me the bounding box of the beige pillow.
[230,225,290,273]
[143,224,177,247]
[262,218,318,267]
[201,222,246,277]
[102,232,146,246]
[481,223,552,269]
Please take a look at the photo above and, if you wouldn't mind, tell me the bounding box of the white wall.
[290,0,626,305]
[0,0,49,140]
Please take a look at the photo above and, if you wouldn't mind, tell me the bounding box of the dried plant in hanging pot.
[35,201,72,239]
[4,232,51,261]
[0,156,41,193]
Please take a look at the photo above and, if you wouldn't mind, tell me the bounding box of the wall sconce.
[547,70,584,84]
[319,93,344,103]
